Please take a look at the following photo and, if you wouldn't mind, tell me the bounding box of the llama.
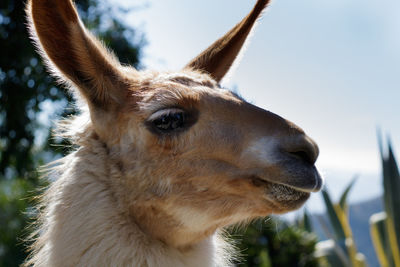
[25,0,322,266]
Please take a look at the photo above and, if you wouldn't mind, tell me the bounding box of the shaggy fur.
[27,126,234,266]
[25,0,322,266]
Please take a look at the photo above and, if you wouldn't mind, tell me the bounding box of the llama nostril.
[289,150,315,165]
[286,137,319,165]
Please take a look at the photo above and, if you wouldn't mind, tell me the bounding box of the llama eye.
[148,108,187,133]
[153,113,185,132]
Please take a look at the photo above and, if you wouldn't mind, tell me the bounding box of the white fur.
[241,137,280,166]
[27,129,233,267]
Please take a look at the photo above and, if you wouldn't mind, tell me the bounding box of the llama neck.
[29,141,232,267]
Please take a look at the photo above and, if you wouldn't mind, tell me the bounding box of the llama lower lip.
[250,176,309,203]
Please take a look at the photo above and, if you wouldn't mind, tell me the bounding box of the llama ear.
[185,0,270,82]
[27,0,129,109]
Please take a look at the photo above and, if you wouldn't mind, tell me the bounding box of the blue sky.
[113,0,400,212]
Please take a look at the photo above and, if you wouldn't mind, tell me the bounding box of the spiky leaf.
[339,176,358,211]
[322,189,346,241]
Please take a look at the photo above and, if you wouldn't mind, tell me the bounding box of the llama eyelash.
[147,108,185,122]
[146,107,199,136]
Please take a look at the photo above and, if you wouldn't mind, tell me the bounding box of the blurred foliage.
[0,178,37,267]
[314,179,367,267]
[0,0,144,179]
[0,0,144,265]
[370,138,400,267]
[231,217,319,267]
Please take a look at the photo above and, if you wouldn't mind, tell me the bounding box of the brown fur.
[25,0,322,266]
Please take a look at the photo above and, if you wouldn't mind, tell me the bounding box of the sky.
[112,0,400,212]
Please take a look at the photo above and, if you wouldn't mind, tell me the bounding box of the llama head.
[28,0,322,248]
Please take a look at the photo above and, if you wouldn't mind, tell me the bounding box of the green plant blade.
[386,143,400,250]
[315,239,350,267]
[322,188,347,241]
[339,176,358,211]
[303,208,313,233]
[377,135,400,266]
[370,212,394,267]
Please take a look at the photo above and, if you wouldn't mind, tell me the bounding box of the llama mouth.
[250,160,322,192]
[248,162,322,194]
[249,176,310,204]
[285,164,322,193]
[250,176,305,194]
[271,160,323,193]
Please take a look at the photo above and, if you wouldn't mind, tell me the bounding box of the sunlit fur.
[25,0,321,266]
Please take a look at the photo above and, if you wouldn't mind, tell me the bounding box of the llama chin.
[25,0,322,266]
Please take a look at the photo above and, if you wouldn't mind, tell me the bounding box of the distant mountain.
[311,196,383,267]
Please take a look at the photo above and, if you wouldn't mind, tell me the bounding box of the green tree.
[0,0,144,265]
